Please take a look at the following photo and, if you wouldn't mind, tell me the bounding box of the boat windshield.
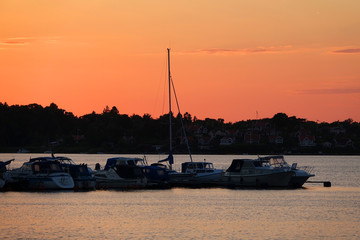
[127,160,145,166]
[269,157,289,168]
[204,163,214,169]
[33,162,63,174]
[135,160,146,166]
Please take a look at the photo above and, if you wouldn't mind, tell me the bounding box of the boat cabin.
[104,157,146,170]
[226,159,268,173]
[104,157,146,179]
[30,156,93,178]
[181,162,215,174]
[26,161,64,174]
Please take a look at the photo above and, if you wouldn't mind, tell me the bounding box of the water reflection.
[1,154,360,239]
[1,187,360,239]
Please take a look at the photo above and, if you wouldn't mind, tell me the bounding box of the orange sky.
[1,0,359,123]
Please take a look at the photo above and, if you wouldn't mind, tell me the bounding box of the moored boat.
[223,159,294,188]
[168,161,224,187]
[258,155,315,188]
[47,156,96,190]
[142,162,171,188]
[93,157,147,189]
[3,158,74,190]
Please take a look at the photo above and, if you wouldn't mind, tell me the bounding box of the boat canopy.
[226,159,257,172]
[258,155,284,161]
[181,162,214,173]
[104,157,145,170]
[29,156,73,163]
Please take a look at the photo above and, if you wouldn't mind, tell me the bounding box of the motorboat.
[169,161,224,186]
[258,155,315,188]
[54,156,96,190]
[31,156,96,190]
[93,157,147,189]
[3,158,74,190]
[0,159,14,189]
[223,158,294,188]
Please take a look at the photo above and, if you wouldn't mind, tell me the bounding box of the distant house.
[330,126,346,135]
[298,131,316,147]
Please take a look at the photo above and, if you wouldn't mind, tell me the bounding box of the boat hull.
[289,174,315,188]
[74,178,96,190]
[95,177,147,189]
[5,173,74,190]
[169,170,224,187]
[223,171,293,188]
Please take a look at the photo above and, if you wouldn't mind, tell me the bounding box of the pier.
[306,181,332,187]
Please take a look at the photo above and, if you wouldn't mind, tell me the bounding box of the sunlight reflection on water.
[1,154,360,239]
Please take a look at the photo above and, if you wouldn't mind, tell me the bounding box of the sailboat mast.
[167,48,173,169]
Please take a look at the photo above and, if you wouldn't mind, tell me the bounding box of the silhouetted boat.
[223,158,294,188]
[142,162,170,188]
[93,157,147,189]
[47,155,96,190]
[258,155,315,188]
[4,158,74,190]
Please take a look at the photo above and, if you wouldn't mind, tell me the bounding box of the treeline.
[0,102,359,154]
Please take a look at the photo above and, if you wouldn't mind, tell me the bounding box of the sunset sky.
[1,0,359,123]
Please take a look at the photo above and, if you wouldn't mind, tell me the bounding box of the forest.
[1,102,359,154]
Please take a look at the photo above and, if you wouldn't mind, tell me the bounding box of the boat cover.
[158,153,174,165]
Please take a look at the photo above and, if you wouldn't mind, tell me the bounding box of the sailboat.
[157,48,224,187]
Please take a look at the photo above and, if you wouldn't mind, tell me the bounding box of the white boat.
[33,155,96,190]
[223,159,294,188]
[160,49,223,187]
[258,155,315,188]
[4,158,74,190]
[93,157,147,189]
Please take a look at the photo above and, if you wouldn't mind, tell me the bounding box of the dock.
[306,181,332,187]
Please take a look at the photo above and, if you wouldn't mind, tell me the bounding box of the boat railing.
[298,166,315,174]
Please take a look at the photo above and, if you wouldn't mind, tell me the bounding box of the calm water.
[1,154,360,239]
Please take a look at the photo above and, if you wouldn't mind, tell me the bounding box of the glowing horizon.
[1,1,359,123]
